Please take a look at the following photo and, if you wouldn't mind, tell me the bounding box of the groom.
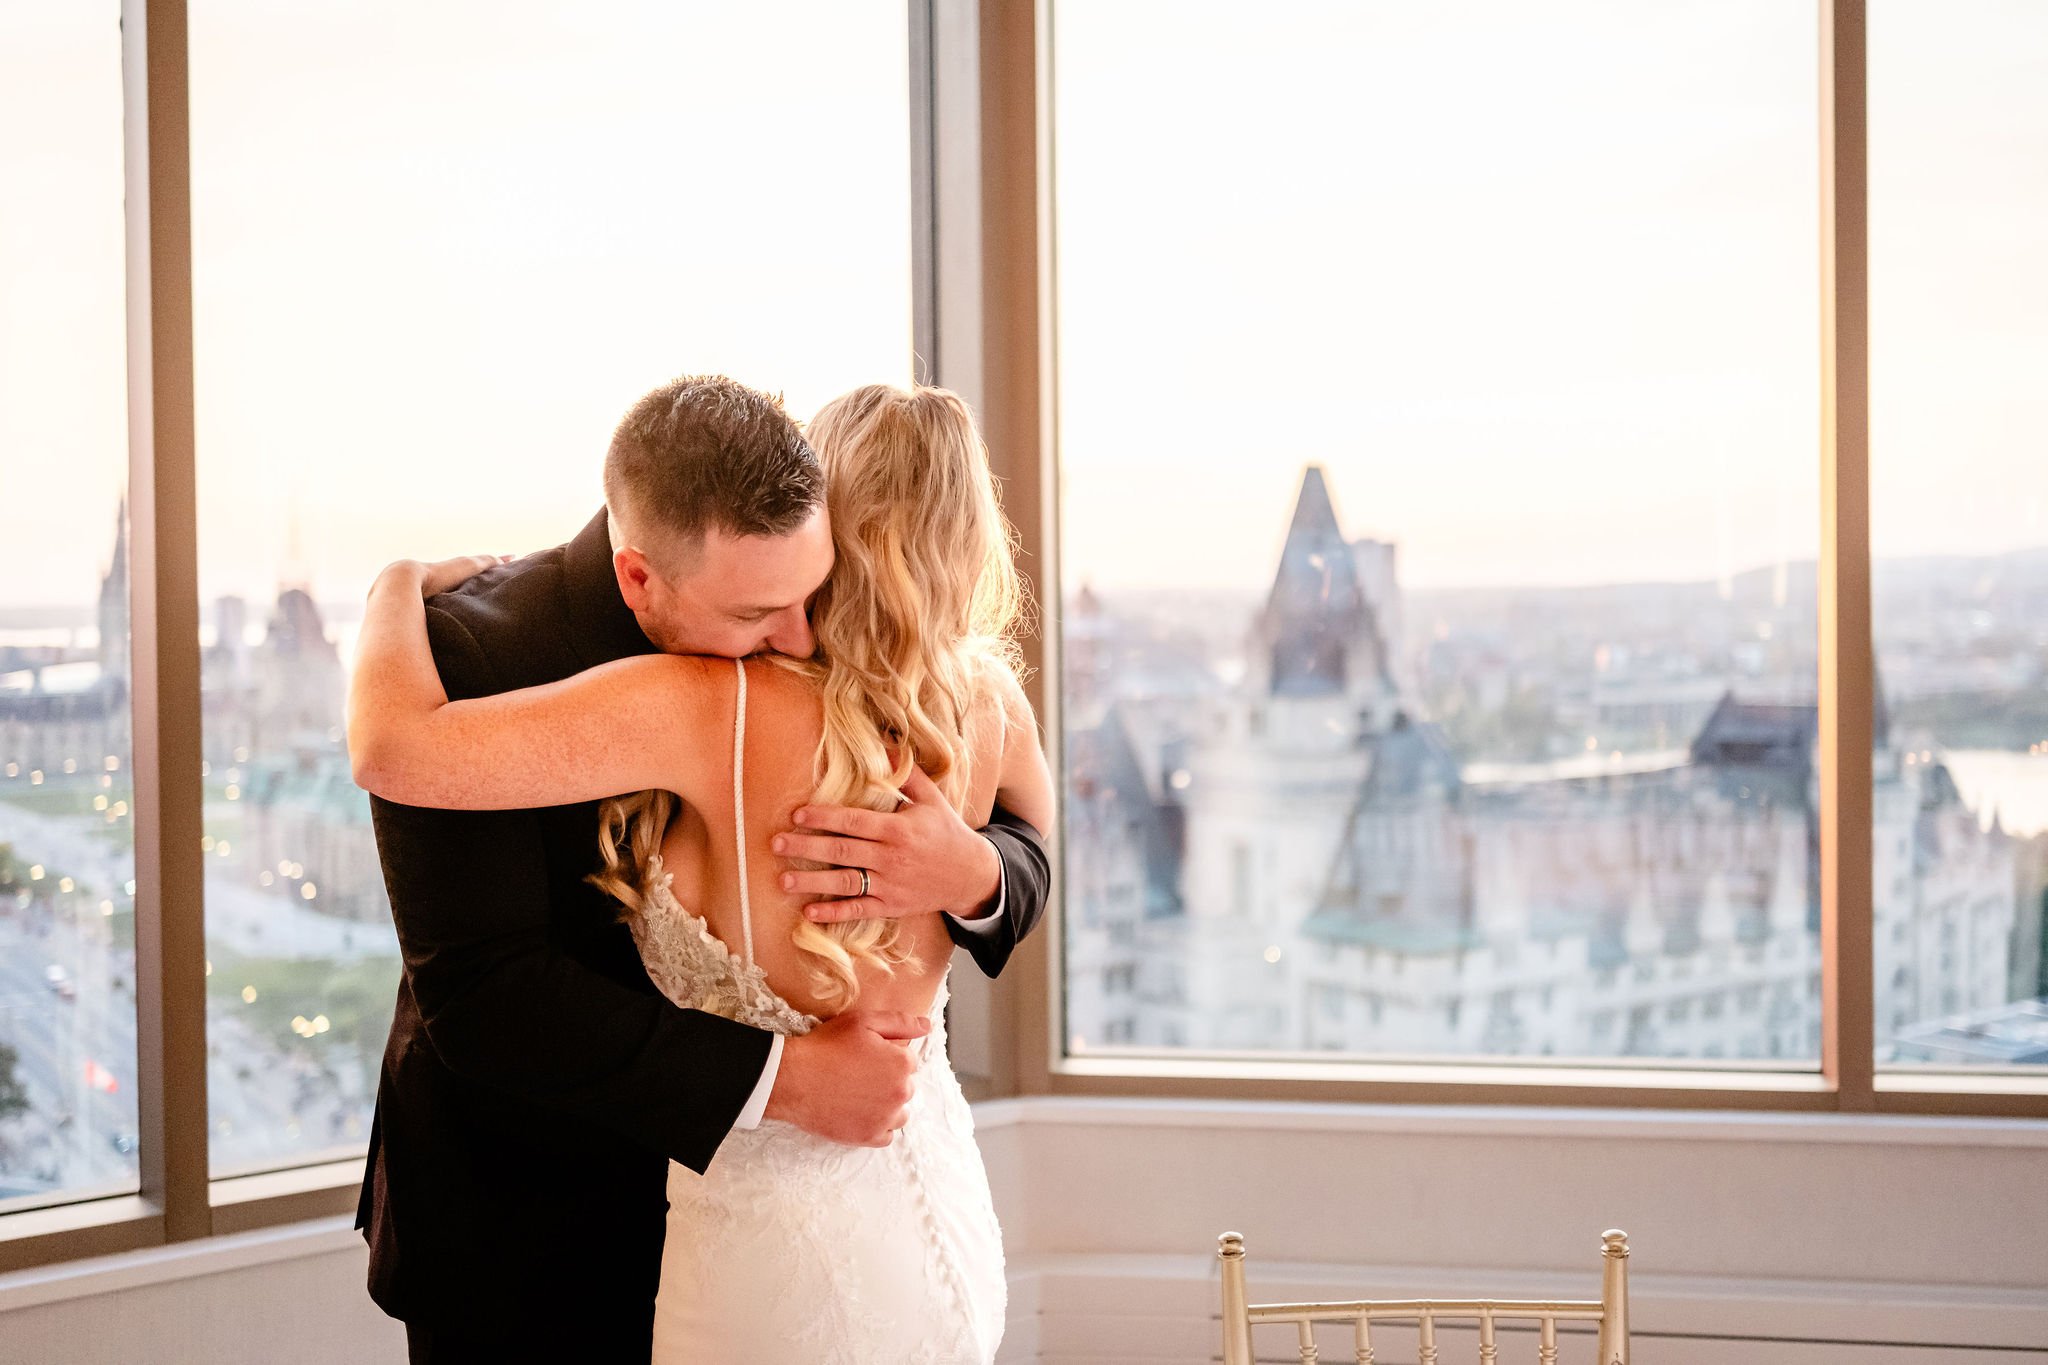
[358,375,1051,1363]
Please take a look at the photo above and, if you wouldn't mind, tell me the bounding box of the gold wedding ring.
[858,868,870,898]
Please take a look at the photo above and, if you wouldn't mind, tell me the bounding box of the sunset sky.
[4,1,2042,610]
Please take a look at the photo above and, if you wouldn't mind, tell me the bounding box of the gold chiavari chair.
[1217,1229,1630,1365]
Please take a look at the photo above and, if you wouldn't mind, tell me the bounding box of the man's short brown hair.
[603,375,824,566]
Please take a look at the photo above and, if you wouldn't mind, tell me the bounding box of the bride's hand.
[380,554,508,599]
[418,553,508,596]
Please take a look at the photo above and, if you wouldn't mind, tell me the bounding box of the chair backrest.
[1218,1229,1629,1365]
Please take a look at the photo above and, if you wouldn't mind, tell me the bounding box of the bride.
[346,383,1052,1364]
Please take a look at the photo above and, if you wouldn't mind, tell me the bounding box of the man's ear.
[613,547,657,613]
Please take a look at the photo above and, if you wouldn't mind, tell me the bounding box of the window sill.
[0,1161,363,1273]
[210,1159,364,1235]
[0,1196,164,1279]
[1037,1053,2048,1116]
[973,1093,2048,1148]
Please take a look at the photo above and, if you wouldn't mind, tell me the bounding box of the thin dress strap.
[732,657,755,969]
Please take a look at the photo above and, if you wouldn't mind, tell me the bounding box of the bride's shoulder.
[973,651,1034,730]
[738,656,830,728]
[608,652,736,698]
[601,654,766,732]
[742,654,822,698]
[960,652,1033,766]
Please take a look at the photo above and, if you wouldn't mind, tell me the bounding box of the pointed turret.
[97,497,130,686]
[1252,465,1390,702]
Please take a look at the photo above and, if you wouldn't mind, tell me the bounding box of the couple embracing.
[346,375,1053,1364]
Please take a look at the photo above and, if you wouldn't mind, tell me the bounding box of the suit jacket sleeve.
[370,603,773,1174]
[945,801,1051,977]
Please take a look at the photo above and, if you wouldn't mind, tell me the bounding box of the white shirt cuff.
[733,1032,785,1130]
[944,837,1008,939]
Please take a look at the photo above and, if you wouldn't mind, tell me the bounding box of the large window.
[185,0,915,1177]
[1056,1,1831,1067]
[0,2,138,1214]
[180,0,915,1180]
[1868,0,2048,1070]
[2,0,913,1251]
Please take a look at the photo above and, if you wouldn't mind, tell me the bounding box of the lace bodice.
[624,655,818,1037]
[630,859,818,1037]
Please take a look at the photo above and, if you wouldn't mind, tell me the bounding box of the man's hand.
[763,1010,930,1146]
[773,767,1002,924]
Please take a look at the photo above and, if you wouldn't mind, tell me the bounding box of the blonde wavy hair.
[589,383,1026,1010]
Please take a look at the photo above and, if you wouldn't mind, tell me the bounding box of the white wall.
[3,1099,2045,1364]
[978,1098,2048,1365]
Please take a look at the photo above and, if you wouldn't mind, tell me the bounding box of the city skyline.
[4,470,2045,618]
[1062,463,2048,1064]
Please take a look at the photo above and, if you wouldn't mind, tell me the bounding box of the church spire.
[105,494,127,582]
[98,495,130,684]
[280,492,312,594]
[1257,465,1370,697]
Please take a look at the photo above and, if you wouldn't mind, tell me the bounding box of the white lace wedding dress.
[631,660,1007,1365]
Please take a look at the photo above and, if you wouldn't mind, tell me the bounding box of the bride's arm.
[347,559,718,811]
[990,663,1054,838]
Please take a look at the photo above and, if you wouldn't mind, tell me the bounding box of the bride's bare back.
[651,658,1004,1022]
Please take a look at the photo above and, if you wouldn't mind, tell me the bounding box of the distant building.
[1891,998,2048,1066]
[0,661,127,782]
[1064,710,1172,1049]
[2,509,381,929]
[97,499,129,690]
[1065,466,2023,1062]
[0,506,130,778]
[210,587,376,923]
[1298,696,1832,1060]
[240,744,384,924]
[1164,466,1405,1049]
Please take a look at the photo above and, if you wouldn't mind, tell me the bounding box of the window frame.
[0,0,212,1275]
[5,0,2042,1283]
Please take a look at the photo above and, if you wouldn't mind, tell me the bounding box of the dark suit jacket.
[356,508,1051,1343]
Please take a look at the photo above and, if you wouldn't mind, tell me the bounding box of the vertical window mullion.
[123,0,211,1239]
[1818,0,1876,1111]
[949,0,1055,1098]
[910,0,940,384]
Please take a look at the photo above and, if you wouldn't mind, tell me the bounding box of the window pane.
[189,0,912,1175]
[1056,2,1824,1065]
[1870,1,2048,1071]
[0,3,140,1212]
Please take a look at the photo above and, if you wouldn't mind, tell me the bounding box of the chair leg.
[1597,1230,1630,1365]
[1219,1232,1255,1365]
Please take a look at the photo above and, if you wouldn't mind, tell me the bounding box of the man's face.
[619,507,834,659]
